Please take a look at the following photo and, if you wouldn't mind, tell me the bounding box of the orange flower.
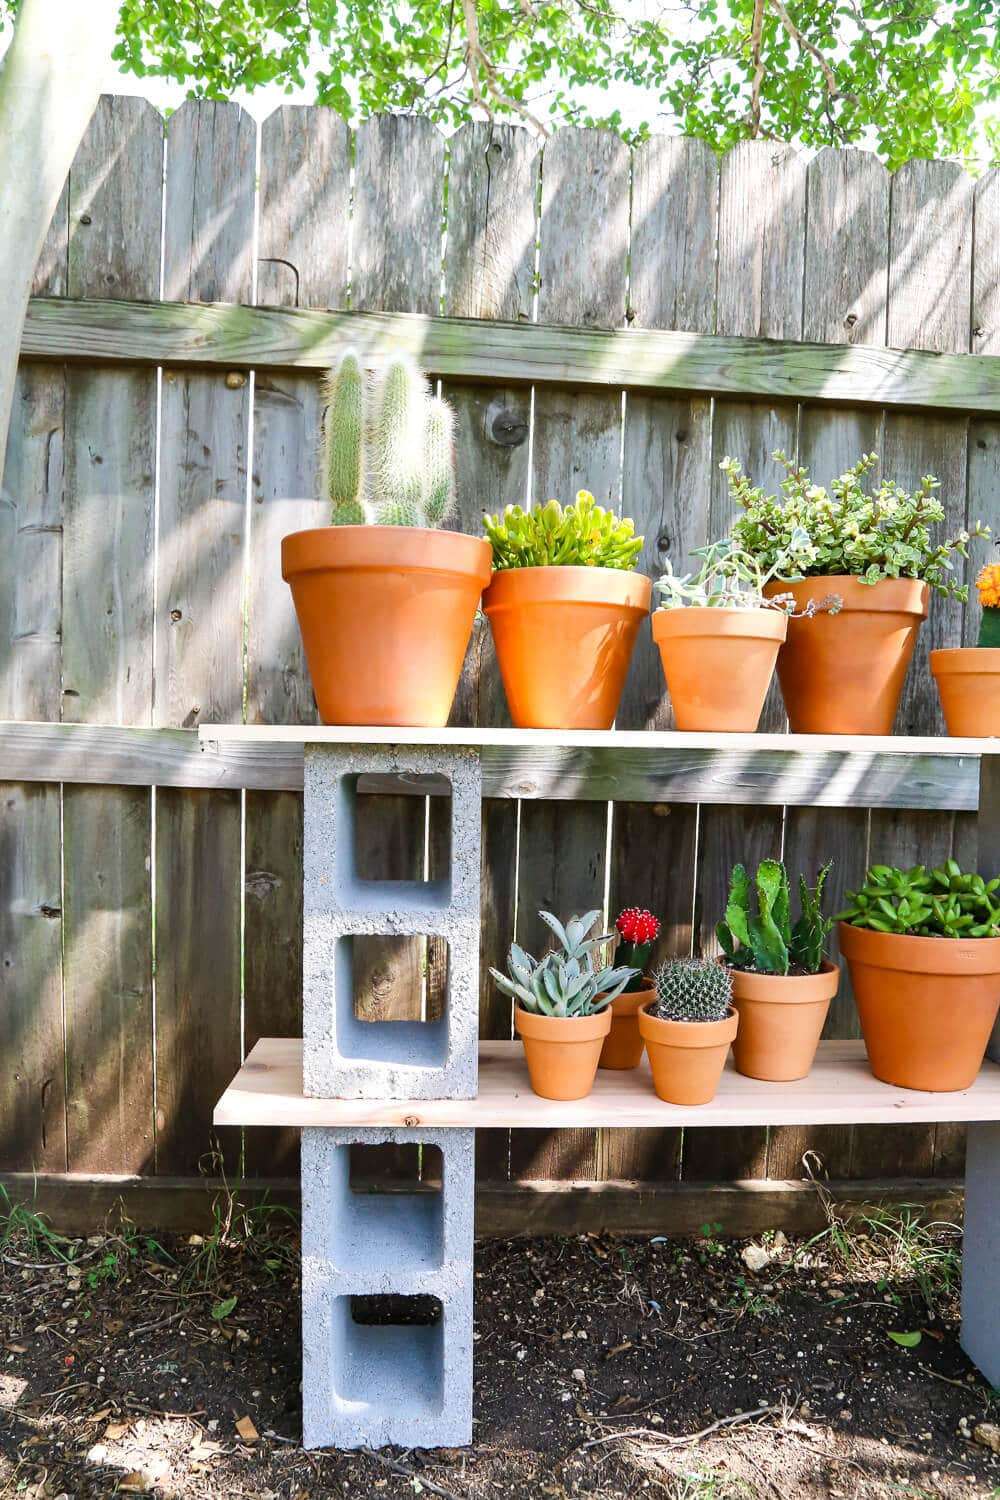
[977,564,1000,610]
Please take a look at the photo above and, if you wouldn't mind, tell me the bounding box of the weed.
[695,1222,726,1264]
[181,1152,298,1289]
[0,1185,78,1265]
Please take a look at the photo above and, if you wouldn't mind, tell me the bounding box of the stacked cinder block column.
[300,744,481,1449]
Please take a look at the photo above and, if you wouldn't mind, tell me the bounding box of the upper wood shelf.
[215,1038,1000,1130]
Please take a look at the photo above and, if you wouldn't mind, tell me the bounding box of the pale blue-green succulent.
[490,909,638,1018]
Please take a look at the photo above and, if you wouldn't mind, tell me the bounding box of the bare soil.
[1,1200,999,1499]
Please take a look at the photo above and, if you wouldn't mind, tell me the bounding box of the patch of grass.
[181,1153,298,1289]
[668,1468,753,1499]
[0,1184,78,1264]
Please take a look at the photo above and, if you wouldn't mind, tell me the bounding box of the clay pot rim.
[763,574,929,618]
[838,921,1000,975]
[724,957,840,1003]
[483,565,653,613]
[637,1002,739,1048]
[281,525,493,583]
[930,647,1000,676]
[514,1004,613,1041]
[651,606,788,642]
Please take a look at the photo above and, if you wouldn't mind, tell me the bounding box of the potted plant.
[724,451,988,735]
[931,561,1000,735]
[490,910,638,1100]
[838,860,1000,1091]
[652,537,817,732]
[481,493,651,728]
[282,350,492,726]
[637,958,738,1105]
[598,907,661,1070]
[717,859,840,1081]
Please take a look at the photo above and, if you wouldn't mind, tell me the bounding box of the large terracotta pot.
[515,1005,612,1100]
[598,982,655,1070]
[728,960,840,1081]
[839,922,1000,1091]
[652,607,787,731]
[763,576,928,735]
[282,526,492,726]
[637,1002,738,1105]
[931,648,1000,736]
[483,566,652,729]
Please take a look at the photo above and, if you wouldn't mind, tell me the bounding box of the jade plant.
[975,563,1000,646]
[837,860,1000,939]
[490,910,638,1018]
[483,491,643,570]
[649,957,733,1023]
[717,860,833,975]
[323,349,456,527]
[722,451,989,600]
[614,907,660,991]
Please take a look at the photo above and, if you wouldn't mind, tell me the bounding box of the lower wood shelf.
[214,1038,1000,1130]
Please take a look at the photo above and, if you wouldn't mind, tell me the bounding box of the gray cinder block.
[961,1122,1000,1388]
[302,744,481,1099]
[301,1126,474,1450]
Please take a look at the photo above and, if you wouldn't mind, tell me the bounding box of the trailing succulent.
[483,491,643,570]
[722,451,989,601]
[490,910,638,1018]
[650,958,733,1023]
[717,860,832,976]
[614,907,660,992]
[837,861,1000,939]
[323,349,457,527]
[654,535,826,615]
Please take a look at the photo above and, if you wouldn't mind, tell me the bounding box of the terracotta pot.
[728,960,840,1081]
[598,982,655,1070]
[763,576,928,735]
[839,922,1000,1091]
[282,526,492,726]
[515,1005,612,1100]
[483,566,652,729]
[931,648,1000,737]
[637,1002,738,1105]
[652,607,787,732]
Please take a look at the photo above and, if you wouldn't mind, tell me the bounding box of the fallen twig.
[580,1401,787,1451]
[362,1447,465,1500]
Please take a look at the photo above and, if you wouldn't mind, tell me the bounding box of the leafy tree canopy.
[3,0,1000,167]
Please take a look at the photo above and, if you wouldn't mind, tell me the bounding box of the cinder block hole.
[353,773,452,887]
[331,1294,445,1417]
[351,934,448,1023]
[349,1295,442,1327]
[334,1144,444,1272]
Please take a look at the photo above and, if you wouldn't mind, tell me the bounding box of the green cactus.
[320,350,457,528]
[650,958,732,1023]
[717,860,832,975]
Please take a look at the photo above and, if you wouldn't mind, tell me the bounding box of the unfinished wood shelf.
[215,1038,1000,1131]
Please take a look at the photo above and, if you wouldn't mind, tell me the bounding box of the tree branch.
[769,0,861,108]
[745,0,767,137]
[462,0,551,135]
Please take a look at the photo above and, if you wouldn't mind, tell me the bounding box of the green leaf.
[887,1329,922,1348]
[211,1295,238,1321]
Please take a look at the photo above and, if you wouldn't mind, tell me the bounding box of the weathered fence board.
[4,101,1000,1220]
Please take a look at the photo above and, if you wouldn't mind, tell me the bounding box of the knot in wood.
[490,407,528,448]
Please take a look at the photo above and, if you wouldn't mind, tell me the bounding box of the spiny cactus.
[321,349,457,528]
[650,958,732,1024]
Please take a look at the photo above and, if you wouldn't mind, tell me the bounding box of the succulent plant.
[321,349,457,528]
[490,909,638,1018]
[650,958,733,1023]
[614,907,660,992]
[654,535,829,615]
[837,860,1000,939]
[976,563,1000,648]
[717,860,832,976]
[483,491,643,570]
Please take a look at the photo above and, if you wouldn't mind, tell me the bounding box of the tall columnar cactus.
[977,563,1000,647]
[321,349,457,528]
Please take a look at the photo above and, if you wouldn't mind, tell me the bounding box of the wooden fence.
[2,94,998,1226]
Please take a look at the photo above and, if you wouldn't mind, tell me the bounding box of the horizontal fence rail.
[20,297,1000,413]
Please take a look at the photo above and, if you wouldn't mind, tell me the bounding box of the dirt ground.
[1,1190,999,1500]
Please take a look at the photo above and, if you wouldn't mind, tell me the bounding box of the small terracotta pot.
[931,648,1000,737]
[728,960,840,1081]
[637,1002,738,1105]
[839,922,1000,1091]
[652,607,787,731]
[598,982,655,1070]
[515,1005,613,1100]
[282,526,492,726]
[483,566,652,729]
[763,576,928,735]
